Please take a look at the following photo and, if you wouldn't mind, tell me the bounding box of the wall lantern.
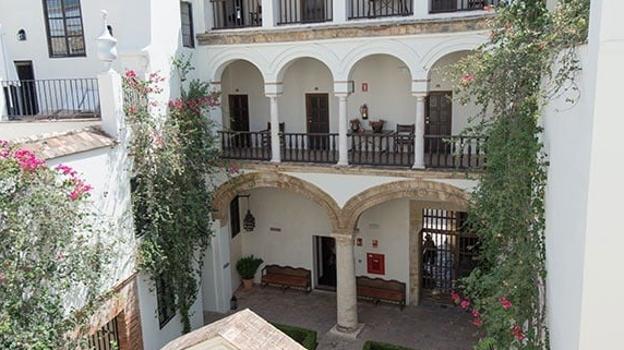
[239,194,255,232]
[17,29,26,41]
[360,104,369,120]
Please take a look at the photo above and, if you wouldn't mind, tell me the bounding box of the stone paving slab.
[205,286,479,350]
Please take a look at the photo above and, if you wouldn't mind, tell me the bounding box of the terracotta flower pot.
[242,278,254,290]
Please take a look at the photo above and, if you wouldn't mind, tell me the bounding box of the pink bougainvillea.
[499,296,513,310]
[512,324,525,341]
[460,299,471,310]
[451,290,461,304]
[13,149,45,172]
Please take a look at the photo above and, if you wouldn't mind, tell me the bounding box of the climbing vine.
[0,143,111,349]
[123,58,221,332]
[450,0,589,349]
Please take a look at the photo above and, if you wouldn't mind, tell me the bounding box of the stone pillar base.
[329,323,365,339]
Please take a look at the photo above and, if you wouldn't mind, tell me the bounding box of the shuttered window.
[180,2,195,48]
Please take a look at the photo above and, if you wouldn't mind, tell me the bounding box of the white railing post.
[268,94,281,163]
[337,93,349,166]
[97,70,124,140]
[262,0,276,28]
[414,0,430,19]
[413,93,426,169]
[333,0,348,24]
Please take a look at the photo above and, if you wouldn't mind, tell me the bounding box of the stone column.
[413,93,426,169]
[334,234,359,334]
[0,83,7,121]
[337,94,349,166]
[268,94,281,163]
[97,69,124,140]
[261,0,276,28]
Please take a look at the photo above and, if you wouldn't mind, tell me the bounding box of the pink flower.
[499,296,513,310]
[68,179,93,201]
[13,149,45,171]
[227,166,240,175]
[451,291,461,304]
[471,309,480,319]
[460,73,475,86]
[55,164,77,177]
[460,299,471,310]
[512,324,525,341]
[483,5,492,12]
[125,70,137,79]
[472,317,482,327]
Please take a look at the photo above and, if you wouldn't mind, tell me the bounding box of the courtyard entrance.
[421,208,479,303]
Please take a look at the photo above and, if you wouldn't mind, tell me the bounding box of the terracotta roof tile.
[14,126,116,160]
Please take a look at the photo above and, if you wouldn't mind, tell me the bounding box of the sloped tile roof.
[161,309,305,350]
[14,126,115,160]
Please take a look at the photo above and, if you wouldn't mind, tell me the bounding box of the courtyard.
[204,286,479,350]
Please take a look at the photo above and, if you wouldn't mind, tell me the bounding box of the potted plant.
[369,120,385,133]
[236,255,264,289]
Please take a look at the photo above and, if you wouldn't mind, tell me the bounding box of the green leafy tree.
[124,58,222,332]
[449,0,589,349]
[0,143,110,349]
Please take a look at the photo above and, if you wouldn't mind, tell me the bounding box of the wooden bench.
[261,265,312,293]
[356,276,406,309]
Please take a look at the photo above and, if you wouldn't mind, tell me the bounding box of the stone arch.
[212,171,342,232]
[269,45,341,82]
[207,49,270,83]
[339,40,421,81]
[342,180,471,232]
[420,35,487,75]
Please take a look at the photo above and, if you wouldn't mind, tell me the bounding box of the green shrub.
[362,340,414,350]
[236,255,263,279]
[274,323,317,350]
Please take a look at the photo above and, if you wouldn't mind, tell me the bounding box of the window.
[180,2,195,48]
[156,274,176,328]
[230,196,240,239]
[87,315,120,350]
[43,0,86,57]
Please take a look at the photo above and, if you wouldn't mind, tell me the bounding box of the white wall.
[354,199,411,302]
[239,188,333,285]
[221,60,269,131]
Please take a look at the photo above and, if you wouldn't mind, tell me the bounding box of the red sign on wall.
[361,83,368,92]
[367,253,385,275]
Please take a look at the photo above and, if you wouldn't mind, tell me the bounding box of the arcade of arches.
[210,171,476,334]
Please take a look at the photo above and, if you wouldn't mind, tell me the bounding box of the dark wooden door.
[306,93,330,150]
[425,91,452,153]
[14,61,38,116]
[229,94,250,147]
[301,0,325,22]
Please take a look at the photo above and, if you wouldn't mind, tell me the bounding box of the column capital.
[331,233,354,244]
[335,92,349,100]
[264,81,283,96]
[412,92,427,100]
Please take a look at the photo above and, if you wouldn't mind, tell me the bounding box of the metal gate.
[421,208,479,302]
[88,315,120,350]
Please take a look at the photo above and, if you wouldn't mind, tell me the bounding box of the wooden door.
[301,0,325,22]
[228,94,250,147]
[306,93,329,150]
[15,61,38,116]
[425,91,452,153]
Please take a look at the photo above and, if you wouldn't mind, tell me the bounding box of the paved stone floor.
[204,287,479,350]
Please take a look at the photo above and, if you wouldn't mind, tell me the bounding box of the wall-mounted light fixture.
[360,104,369,120]
[239,194,255,231]
[17,29,26,41]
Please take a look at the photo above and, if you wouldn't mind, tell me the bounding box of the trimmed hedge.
[274,323,318,350]
[362,340,415,350]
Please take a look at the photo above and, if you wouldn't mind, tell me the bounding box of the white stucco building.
[1,0,622,349]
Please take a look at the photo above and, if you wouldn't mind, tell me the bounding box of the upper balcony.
[209,0,500,30]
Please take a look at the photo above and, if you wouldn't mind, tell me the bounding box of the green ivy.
[123,58,222,333]
[450,1,589,349]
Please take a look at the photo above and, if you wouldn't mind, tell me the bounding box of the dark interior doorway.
[305,93,330,150]
[425,91,453,154]
[4,61,38,118]
[314,236,336,290]
[228,94,250,147]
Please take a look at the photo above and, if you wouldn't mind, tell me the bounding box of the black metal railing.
[424,135,486,169]
[349,132,414,167]
[348,0,413,20]
[219,130,272,160]
[211,0,262,29]
[430,0,499,14]
[1,78,100,120]
[277,0,333,25]
[281,132,339,163]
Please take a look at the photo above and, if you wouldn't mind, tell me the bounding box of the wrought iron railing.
[281,132,339,163]
[349,132,414,167]
[277,0,333,25]
[211,0,262,29]
[430,0,499,14]
[1,78,100,120]
[219,130,272,160]
[348,0,413,20]
[424,135,486,169]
